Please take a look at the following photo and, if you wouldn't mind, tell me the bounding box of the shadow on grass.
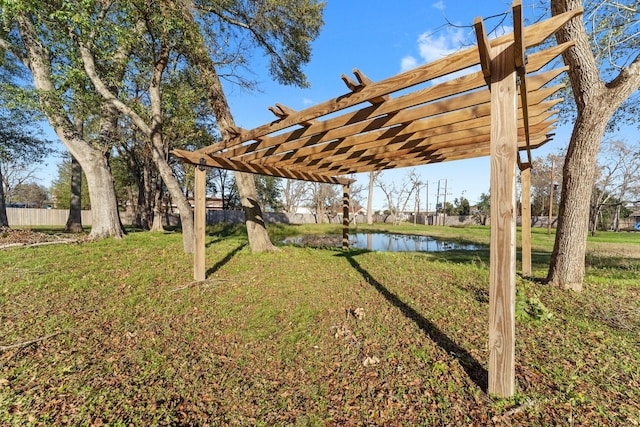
[338,251,489,392]
[206,243,247,277]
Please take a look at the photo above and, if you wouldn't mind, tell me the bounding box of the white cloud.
[400,26,480,83]
[432,1,445,12]
[416,26,466,63]
[302,97,313,106]
[400,55,418,72]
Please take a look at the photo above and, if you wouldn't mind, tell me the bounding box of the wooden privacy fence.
[5,208,92,227]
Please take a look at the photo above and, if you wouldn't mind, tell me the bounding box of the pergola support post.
[342,183,350,250]
[520,166,532,277]
[487,42,518,398]
[194,161,207,281]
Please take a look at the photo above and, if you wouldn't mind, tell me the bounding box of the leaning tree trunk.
[206,79,275,252]
[178,5,276,253]
[147,47,194,253]
[547,0,640,291]
[202,75,275,252]
[547,107,609,290]
[64,156,84,233]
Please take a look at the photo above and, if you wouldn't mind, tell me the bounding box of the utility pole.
[414,182,419,225]
[443,178,448,226]
[425,181,429,224]
[436,180,441,226]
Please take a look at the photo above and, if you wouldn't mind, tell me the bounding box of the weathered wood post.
[342,183,350,250]
[520,165,532,277]
[475,7,518,396]
[194,159,207,281]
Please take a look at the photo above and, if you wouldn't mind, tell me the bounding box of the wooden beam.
[488,37,518,398]
[520,165,532,277]
[513,0,525,69]
[194,163,206,281]
[474,16,492,82]
[172,149,352,185]
[342,184,350,250]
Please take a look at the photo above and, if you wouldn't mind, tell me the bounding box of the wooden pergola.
[173,2,582,397]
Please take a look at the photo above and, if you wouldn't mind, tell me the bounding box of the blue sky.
[36,0,575,211]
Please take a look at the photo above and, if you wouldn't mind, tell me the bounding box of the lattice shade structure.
[173,6,580,185]
[173,1,583,398]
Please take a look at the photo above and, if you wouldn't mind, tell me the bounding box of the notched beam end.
[268,103,296,121]
[474,16,492,84]
[227,126,244,139]
[341,73,361,92]
[338,68,388,105]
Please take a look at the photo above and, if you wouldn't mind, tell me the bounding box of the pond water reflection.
[284,233,485,252]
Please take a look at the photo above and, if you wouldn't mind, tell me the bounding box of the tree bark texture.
[64,156,84,233]
[547,0,640,291]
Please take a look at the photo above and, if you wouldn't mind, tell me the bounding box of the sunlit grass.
[0,224,638,425]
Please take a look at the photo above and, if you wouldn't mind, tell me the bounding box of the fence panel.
[6,208,92,227]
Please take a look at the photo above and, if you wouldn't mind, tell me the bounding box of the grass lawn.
[1,223,638,425]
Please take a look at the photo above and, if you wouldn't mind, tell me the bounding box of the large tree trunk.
[81,150,124,239]
[64,156,84,233]
[547,107,609,290]
[0,166,9,228]
[547,0,640,291]
[16,14,124,240]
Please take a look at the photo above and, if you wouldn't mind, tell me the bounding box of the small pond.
[284,232,485,252]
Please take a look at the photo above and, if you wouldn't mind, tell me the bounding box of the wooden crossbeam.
[258,107,558,175]
[281,117,556,176]
[171,149,352,185]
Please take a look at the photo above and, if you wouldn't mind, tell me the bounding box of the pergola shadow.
[205,243,247,278]
[338,251,489,392]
